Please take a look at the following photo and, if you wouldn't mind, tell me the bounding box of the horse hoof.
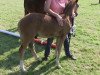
[57,65,62,69]
[20,68,27,72]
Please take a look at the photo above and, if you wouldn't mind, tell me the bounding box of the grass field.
[0,0,100,75]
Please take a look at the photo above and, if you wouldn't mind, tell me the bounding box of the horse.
[18,0,78,71]
[24,0,46,15]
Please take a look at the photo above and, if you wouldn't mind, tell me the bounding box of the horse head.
[73,2,79,17]
[63,0,79,17]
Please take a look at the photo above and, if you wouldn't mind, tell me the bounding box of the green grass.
[0,0,100,75]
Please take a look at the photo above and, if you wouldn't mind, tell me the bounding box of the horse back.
[18,13,70,38]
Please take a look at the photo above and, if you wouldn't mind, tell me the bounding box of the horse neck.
[60,14,70,21]
[63,0,77,18]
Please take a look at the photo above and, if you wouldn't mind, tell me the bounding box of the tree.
[99,0,100,3]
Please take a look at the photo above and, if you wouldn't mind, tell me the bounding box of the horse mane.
[63,0,78,16]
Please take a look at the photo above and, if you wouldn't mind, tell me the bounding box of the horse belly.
[38,31,56,38]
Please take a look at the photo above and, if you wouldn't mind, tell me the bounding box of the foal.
[18,0,78,71]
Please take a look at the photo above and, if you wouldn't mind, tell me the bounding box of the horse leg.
[28,41,42,61]
[55,36,65,68]
[19,36,34,72]
[19,41,29,72]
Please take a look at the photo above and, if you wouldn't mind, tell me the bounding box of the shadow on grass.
[0,33,46,70]
[26,56,69,75]
[8,58,57,75]
[7,28,18,32]
[4,46,70,75]
[8,56,70,75]
[60,56,69,61]
[0,33,19,54]
[90,3,100,5]
[28,58,56,73]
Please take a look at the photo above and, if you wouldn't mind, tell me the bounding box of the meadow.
[0,0,100,75]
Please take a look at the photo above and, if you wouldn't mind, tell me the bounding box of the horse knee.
[19,43,28,57]
[19,45,24,54]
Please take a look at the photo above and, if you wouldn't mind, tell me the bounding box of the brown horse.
[24,0,46,15]
[18,0,78,71]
